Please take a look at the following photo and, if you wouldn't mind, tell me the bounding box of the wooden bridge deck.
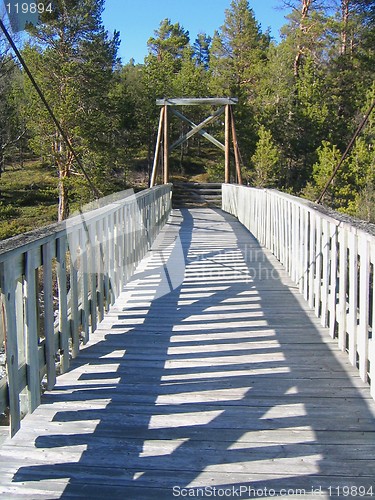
[1,208,375,499]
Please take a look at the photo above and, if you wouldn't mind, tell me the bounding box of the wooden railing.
[0,185,172,436]
[223,184,375,398]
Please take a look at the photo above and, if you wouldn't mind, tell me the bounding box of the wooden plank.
[24,249,41,412]
[314,215,322,318]
[80,227,90,344]
[56,237,69,374]
[170,108,225,152]
[156,97,238,106]
[348,230,359,366]
[302,208,309,301]
[96,220,105,322]
[225,105,230,184]
[169,107,225,152]
[358,234,370,382]
[0,263,21,436]
[42,241,56,390]
[101,218,110,313]
[230,106,242,184]
[68,230,80,358]
[328,223,338,338]
[371,245,375,399]
[320,218,330,327]
[163,104,169,184]
[338,228,348,351]
[150,107,164,188]
[88,224,98,334]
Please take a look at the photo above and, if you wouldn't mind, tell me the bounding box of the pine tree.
[193,33,211,69]
[248,125,281,187]
[147,19,189,64]
[209,0,270,159]
[23,0,120,220]
[210,0,269,97]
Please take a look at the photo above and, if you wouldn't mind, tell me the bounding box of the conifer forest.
[0,0,374,239]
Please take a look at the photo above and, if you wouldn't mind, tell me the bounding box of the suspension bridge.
[0,181,374,498]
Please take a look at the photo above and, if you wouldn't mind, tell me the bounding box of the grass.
[0,161,59,241]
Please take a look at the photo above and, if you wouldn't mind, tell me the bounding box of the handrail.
[0,185,172,436]
[222,184,375,399]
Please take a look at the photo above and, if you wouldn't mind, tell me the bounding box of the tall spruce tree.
[209,0,270,158]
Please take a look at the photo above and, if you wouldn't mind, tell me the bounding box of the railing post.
[56,237,70,373]
[43,241,57,390]
[164,105,169,184]
[25,249,41,412]
[1,263,21,436]
[225,105,230,184]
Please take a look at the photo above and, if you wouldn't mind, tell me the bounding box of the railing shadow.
[8,208,375,498]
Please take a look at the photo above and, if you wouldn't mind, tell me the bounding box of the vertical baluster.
[96,220,105,322]
[303,209,310,301]
[108,211,115,306]
[338,228,348,351]
[370,244,375,399]
[328,223,338,338]
[89,223,98,333]
[1,263,21,436]
[25,248,41,411]
[358,235,370,382]
[308,212,316,310]
[42,241,56,390]
[348,230,358,366]
[80,227,90,344]
[56,237,69,373]
[321,219,330,327]
[69,230,80,358]
[314,216,322,318]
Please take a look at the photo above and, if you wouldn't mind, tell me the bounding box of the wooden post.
[1,264,21,436]
[150,107,165,187]
[25,249,41,411]
[230,106,242,185]
[225,104,230,184]
[43,241,57,390]
[163,105,169,184]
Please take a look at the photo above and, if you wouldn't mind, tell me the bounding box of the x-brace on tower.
[150,98,242,187]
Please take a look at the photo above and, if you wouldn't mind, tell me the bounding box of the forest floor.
[0,161,59,240]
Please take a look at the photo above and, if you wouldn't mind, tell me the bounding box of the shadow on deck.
[1,208,375,498]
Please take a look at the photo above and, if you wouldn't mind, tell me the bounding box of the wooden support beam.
[150,107,165,187]
[230,106,242,185]
[170,108,225,152]
[163,105,169,184]
[169,107,225,152]
[157,97,238,106]
[225,105,231,184]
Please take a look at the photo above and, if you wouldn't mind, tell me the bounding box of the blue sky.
[102,0,289,64]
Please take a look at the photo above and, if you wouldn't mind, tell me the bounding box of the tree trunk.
[341,0,350,55]
[55,137,72,222]
[294,0,312,78]
[58,175,69,222]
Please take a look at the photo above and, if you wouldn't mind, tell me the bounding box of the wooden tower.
[150,97,242,187]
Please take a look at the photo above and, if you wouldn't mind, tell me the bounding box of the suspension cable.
[316,98,375,205]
